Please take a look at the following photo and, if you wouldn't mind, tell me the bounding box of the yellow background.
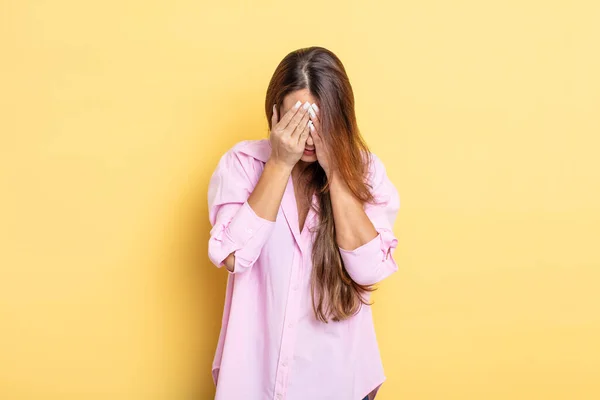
[1,0,599,399]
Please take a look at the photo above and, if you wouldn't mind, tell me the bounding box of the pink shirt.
[207,138,400,400]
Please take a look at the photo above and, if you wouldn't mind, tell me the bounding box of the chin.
[300,155,318,163]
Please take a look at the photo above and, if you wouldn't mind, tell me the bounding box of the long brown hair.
[265,46,377,322]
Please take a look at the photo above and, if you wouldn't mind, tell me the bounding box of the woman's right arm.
[219,158,292,272]
[207,99,313,273]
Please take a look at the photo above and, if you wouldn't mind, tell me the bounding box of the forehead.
[281,89,318,112]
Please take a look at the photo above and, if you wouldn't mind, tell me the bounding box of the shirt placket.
[273,243,306,400]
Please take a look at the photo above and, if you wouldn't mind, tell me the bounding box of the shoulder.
[219,138,271,166]
[363,151,389,187]
[362,151,399,207]
[210,138,271,187]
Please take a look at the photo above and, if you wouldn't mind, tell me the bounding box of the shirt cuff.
[338,230,399,285]
[219,200,276,273]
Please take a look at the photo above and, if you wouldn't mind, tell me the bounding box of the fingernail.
[294,100,301,109]
[303,102,310,110]
[312,103,319,112]
[308,108,316,118]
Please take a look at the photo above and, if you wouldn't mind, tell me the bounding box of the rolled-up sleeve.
[338,154,400,285]
[207,146,276,274]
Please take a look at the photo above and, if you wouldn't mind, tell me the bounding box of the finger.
[310,111,321,133]
[298,120,310,145]
[310,122,321,144]
[309,120,316,137]
[308,104,319,123]
[292,112,310,143]
[311,124,326,153]
[278,100,303,131]
[287,102,311,135]
[271,103,278,127]
[290,106,311,139]
[309,106,321,130]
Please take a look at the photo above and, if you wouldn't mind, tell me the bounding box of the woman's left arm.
[309,104,400,286]
[330,171,379,250]
[329,158,401,286]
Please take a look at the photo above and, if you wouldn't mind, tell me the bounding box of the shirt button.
[288,323,293,329]
[245,228,253,234]
[277,394,283,399]
[293,285,299,291]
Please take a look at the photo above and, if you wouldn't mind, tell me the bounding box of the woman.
[207,46,400,400]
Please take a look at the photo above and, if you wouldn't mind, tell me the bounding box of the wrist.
[327,168,341,183]
[328,170,346,191]
[266,157,294,176]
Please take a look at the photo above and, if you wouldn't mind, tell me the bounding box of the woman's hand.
[269,100,312,169]
[308,104,337,179]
